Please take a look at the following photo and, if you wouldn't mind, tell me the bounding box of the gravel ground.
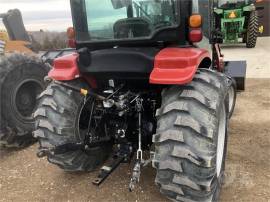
[0,79,269,202]
[1,37,270,202]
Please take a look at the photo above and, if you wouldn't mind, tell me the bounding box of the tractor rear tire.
[153,69,229,202]
[226,77,237,119]
[0,53,49,148]
[246,11,259,48]
[34,80,112,171]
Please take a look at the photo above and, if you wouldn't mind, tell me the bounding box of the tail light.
[189,14,203,43]
[67,27,76,48]
[189,29,203,42]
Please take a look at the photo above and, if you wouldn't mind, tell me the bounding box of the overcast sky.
[0,0,72,31]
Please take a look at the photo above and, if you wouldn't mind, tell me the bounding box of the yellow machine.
[0,8,71,148]
[0,9,33,54]
[0,9,49,148]
[0,30,8,54]
[0,30,9,41]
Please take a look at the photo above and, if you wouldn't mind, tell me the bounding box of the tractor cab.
[64,0,213,83]
[71,0,210,49]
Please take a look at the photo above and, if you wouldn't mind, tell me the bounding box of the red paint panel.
[150,47,210,85]
[48,53,80,81]
[68,39,76,48]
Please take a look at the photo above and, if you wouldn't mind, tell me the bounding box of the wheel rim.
[14,79,43,121]
[228,85,235,115]
[216,103,226,177]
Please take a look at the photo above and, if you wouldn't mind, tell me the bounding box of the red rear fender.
[48,53,80,81]
[49,48,211,86]
[150,48,211,85]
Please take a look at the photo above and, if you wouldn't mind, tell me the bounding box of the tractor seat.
[113,17,152,39]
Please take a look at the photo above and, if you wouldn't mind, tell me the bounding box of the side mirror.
[111,0,131,9]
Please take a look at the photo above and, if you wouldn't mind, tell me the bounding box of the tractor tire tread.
[153,69,228,201]
[0,53,49,148]
[34,80,111,171]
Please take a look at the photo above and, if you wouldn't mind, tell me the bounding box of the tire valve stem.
[129,97,144,192]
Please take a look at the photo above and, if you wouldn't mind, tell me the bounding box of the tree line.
[30,31,68,51]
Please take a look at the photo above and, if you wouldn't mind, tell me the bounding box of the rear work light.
[189,14,203,43]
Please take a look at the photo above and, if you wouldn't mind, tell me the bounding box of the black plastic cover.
[78,47,160,76]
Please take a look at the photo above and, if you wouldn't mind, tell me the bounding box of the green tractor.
[214,0,263,48]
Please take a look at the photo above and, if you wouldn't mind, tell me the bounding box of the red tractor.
[34,0,246,201]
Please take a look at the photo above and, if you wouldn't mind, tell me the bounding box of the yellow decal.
[259,26,264,34]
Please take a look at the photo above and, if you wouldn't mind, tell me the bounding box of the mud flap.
[224,61,247,91]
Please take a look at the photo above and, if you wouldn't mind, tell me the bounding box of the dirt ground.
[222,37,270,78]
[0,79,269,202]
